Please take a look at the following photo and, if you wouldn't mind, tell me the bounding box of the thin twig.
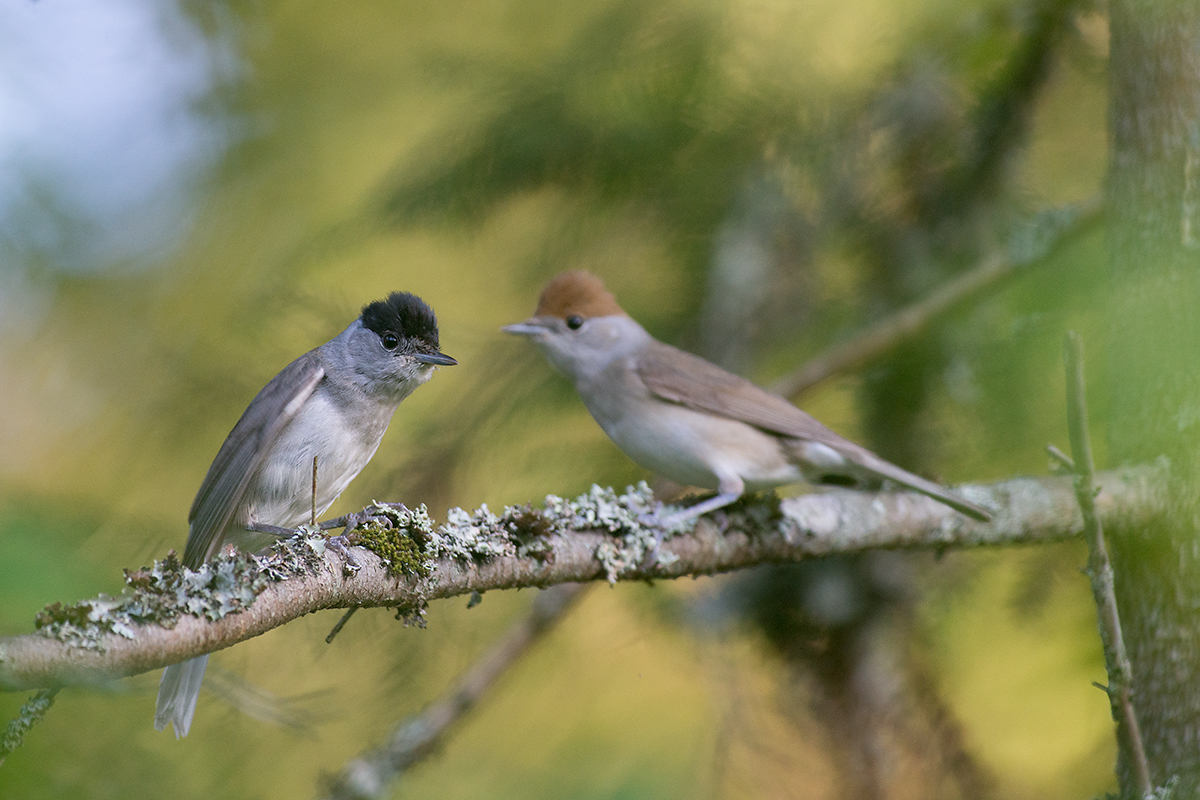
[201,667,324,732]
[1061,331,1153,798]
[1045,444,1074,471]
[325,608,358,644]
[312,456,319,527]
[319,583,589,800]
[0,688,58,767]
[769,198,1102,399]
[315,456,364,645]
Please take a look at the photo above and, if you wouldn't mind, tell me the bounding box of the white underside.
[240,390,391,529]
[160,370,419,737]
[602,399,805,492]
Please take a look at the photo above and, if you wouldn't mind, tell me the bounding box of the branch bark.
[0,467,1166,693]
[1106,0,1200,793]
[314,194,1102,795]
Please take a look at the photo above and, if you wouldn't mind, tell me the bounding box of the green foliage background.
[0,0,1117,796]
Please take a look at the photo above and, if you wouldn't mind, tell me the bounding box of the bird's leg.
[661,475,745,527]
[661,492,742,526]
[318,503,408,533]
[319,512,375,575]
[324,536,361,574]
[638,476,744,568]
[246,522,298,536]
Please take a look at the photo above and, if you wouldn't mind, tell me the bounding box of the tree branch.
[0,468,1165,694]
[944,0,1083,210]
[311,195,1106,792]
[0,689,57,766]
[769,197,1102,399]
[1060,333,1154,797]
[318,582,590,800]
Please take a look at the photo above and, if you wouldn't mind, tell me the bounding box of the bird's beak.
[414,352,458,366]
[501,317,551,337]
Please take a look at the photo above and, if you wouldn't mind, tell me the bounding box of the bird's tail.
[155,655,209,738]
[856,451,993,522]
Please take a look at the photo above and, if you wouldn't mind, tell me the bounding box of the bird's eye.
[381,332,400,350]
[566,315,584,330]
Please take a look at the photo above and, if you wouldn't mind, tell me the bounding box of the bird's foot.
[635,505,669,532]
[319,503,409,534]
[324,534,361,575]
[635,505,686,570]
[661,491,743,527]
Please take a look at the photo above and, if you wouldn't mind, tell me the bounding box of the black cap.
[361,291,442,354]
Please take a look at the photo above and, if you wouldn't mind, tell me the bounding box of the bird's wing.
[635,341,853,446]
[635,341,991,521]
[183,351,325,567]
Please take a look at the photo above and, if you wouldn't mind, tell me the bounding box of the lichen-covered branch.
[0,467,1167,693]
[0,689,57,766]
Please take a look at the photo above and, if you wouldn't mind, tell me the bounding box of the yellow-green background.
[0,0,1114,797]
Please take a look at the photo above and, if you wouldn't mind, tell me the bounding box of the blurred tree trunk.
[1107,0,1200,795]
[738,557,993,800]
[702,172,991,799]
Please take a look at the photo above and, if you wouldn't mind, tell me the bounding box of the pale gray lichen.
[544,482,670,534]
[1,689,57,763]
[35,530,330,651]
[429,504,516,562]
[1141,776,1179,800]
[559,482,686,580]
[432,482,682,583]
[32,485,683,649]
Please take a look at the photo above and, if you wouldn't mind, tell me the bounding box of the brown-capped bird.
[503,271,990,523]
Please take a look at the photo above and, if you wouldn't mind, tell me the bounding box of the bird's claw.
[635,505,678,570]
[352,502,413,531]
[325,534,361,575]
[636,507,665,530]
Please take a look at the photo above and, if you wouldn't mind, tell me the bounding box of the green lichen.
[355,527,428,577]
[346,503,434,578]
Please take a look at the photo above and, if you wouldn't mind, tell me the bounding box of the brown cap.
[533,271,626,320]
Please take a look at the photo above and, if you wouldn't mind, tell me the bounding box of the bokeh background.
[0,0,1114,797]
